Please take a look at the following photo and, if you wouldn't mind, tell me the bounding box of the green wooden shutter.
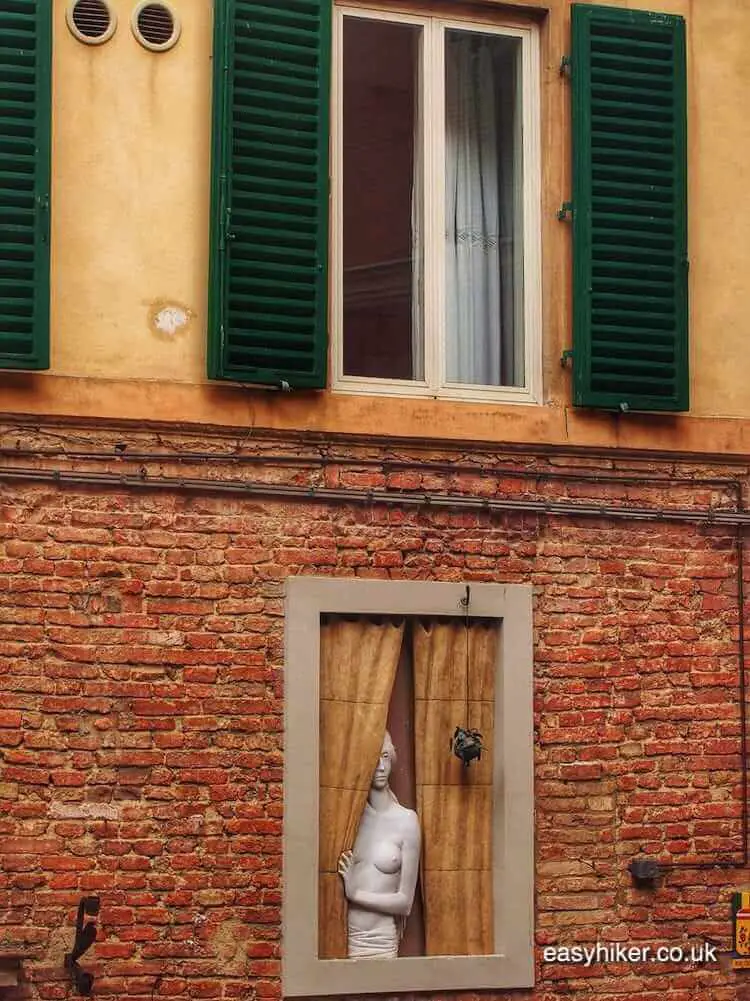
[208,0,331,388]
[571,4,688,411]
[0,0,51,370]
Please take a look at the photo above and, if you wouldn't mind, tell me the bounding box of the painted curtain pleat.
[208,0,331,387]
[571,4,688,411]
[318,618,404,959]
[413,620,496,956]
[0,0,51,370]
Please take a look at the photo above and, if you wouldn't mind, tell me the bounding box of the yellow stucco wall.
[50,0,212,382]
[4,0,750,453]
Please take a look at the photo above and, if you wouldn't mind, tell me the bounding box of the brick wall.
[1,423,749,1001]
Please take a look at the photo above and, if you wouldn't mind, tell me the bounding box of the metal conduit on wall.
[0,465,746,525]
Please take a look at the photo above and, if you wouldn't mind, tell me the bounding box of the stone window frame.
[283,577,534,996]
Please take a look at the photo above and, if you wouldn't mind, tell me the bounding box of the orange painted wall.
[2,0,750,455]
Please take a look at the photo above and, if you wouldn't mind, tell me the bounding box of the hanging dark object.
[64,896,100,996]
[451,725,484,766]
[450,586,485,767]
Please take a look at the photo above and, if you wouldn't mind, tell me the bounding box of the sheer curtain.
[445,34,506,387]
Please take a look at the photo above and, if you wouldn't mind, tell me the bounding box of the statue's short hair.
[383,730,397,765]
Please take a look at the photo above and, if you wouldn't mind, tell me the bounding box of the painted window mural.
[318,616,498,959]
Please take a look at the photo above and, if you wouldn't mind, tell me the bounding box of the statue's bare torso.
[338,733,422,958]
[347,801,420,934]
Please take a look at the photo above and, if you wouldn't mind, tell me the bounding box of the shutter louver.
[0,0,51,370]
[571,4,688,411]
[208,0,331,388]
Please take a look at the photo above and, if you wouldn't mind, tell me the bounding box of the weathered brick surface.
[1,424,749,999]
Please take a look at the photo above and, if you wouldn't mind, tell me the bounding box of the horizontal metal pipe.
[0,465,745,527]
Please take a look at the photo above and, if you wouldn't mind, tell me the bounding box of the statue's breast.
[372,840,402,875]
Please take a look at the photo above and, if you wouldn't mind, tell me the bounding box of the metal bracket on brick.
[64,896,100,997]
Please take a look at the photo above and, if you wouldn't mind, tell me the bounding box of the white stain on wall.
[148,299,195,340]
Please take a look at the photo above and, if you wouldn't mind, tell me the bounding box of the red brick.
[1,434,747,1001]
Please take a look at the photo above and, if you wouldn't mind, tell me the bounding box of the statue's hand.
[337,850,356,899]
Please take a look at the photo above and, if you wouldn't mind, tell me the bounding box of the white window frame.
[331,4,542,405]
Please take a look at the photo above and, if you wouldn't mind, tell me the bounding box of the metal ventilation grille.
[133,3,179,50]
[68,0,114,43]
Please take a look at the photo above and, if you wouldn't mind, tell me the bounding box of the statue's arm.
[345,814,421,917]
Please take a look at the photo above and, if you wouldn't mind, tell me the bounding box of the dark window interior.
[342,18,420,380]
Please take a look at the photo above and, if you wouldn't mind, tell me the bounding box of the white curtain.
[445,34,503,387]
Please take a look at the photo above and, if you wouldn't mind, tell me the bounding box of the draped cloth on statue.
[413,620,497,956]
[318,617,404,959]
[347,924,400,959]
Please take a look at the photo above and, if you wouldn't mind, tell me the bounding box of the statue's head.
[372,731,397,790]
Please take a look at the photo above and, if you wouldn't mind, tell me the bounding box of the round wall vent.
[132,2,181,52]
[66,0,117,45]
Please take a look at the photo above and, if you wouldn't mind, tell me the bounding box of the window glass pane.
[444,30,524,388]
[343,17,423,381]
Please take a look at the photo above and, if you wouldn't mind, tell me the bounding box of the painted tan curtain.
[318,617,405,959]
[413,620,497,956]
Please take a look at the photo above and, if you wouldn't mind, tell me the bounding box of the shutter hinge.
[560,55,572,77]
[219,204,234,252]
[560,349,574,368]
[36,194,50,243]
[557,201,573,222]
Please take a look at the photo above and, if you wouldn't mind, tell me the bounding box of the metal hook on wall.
[64,896,100,996]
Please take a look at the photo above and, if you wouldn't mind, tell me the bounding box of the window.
[333,6,542,403]
[206,1,689,413]
[284,578,534,996]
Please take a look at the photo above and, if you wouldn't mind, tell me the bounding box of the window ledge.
[332,377,542,406]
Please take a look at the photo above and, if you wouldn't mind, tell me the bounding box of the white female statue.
[337,731,421,959]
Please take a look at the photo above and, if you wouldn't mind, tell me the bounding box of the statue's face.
[372,738,394,790]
